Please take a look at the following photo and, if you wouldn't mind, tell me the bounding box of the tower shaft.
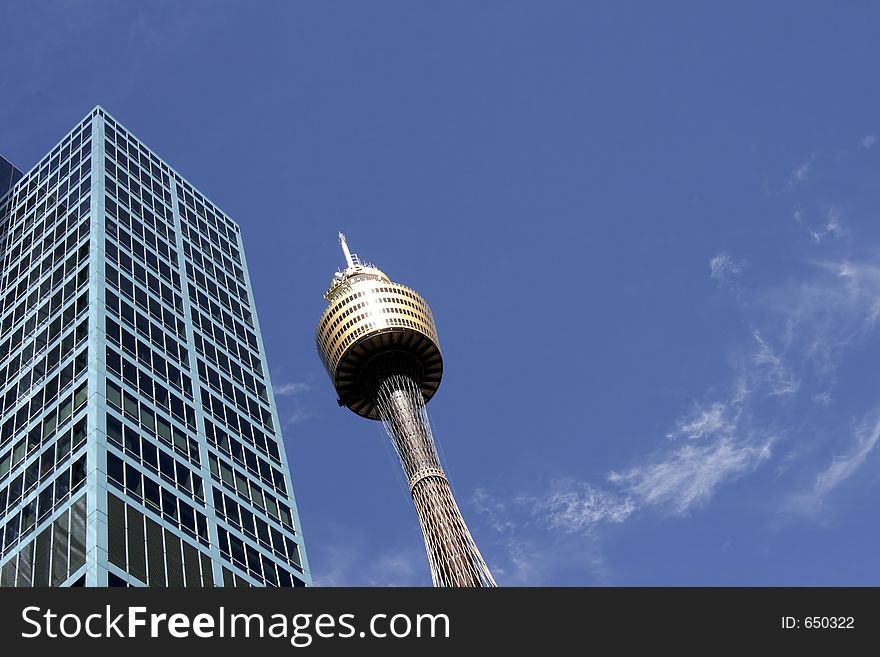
[372,365,495,588]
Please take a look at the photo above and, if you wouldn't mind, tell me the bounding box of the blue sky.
[2,2,880,585]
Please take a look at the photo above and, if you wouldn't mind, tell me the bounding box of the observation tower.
[316,233,495,587]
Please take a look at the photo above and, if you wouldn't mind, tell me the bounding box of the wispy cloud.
[473,135,880,582]
[666,401,734,441]
[471,488,617,585]
[477,247,880,555]
[833,260,880,330]
[609,437,773,515]
[813,410,880,499]
[605,325,795,516]
[786,408,880,519]
[751,331,799,397]
[472,428,772,581]
[274,381,312,396]
[793,207,848,244]
[764,258,880,377]
[474,272,817,531]
[471,244,880,583]
[812,208,847,243]
[274,381,314,427]
[709,254,746,288]
[522,480,634,533]
[783,156,814,192]
[282,408,314,427]
[859,134,876,149]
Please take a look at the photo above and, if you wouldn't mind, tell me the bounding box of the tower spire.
[338,231,356,269]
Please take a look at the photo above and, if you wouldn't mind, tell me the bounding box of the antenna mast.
[339,232,357,268]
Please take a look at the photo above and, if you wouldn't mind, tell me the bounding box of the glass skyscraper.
[0,107,311,587]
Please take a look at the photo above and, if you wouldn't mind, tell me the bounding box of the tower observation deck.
[316,233,495,587]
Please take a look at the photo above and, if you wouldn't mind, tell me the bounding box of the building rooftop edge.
[4,105,243,233]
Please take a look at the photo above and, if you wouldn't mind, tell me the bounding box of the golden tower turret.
[316,233,495,587]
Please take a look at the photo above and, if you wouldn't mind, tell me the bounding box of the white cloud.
[787,409,880,519]
[751,331,799,397]
[274,381,311,396]
[770,258,880,376]
[749,255,880,518]
[859,134,876,149]
[471,489,616,585]
[809,207,847,243]
[604,326,791,517]
[666,401,733,440]
[525,480,635,533]
[609,437,773,515]
[275,381,314,427]
[784,157,814,191]
[813,411,880,499]
[282,408,314,427]
[475,482,634,538]
[474,241,880,579]
[709,254,746,286]
[794,207,848,243]
[542,253,877,522]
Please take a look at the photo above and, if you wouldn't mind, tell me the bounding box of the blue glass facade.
[0,108,311,587]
